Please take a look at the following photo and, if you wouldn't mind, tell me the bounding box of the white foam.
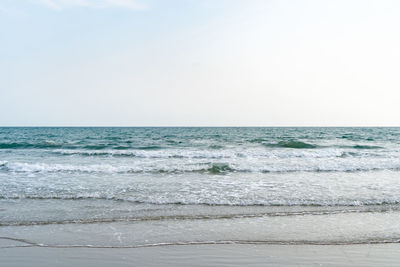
[2,156,400,174]
[52,147,382,160]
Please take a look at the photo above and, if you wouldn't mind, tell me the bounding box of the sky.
[1,0,400,126]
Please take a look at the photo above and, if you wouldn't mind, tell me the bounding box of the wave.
[340,134,376,142]
[52,149,231,158]
[0,141,64,149]
[1,207,395,227]
[207,163,234,174]
[54,150,120,157]
[0,212,342,226]
[208,145,224,149]
[0,142,164,151]
[0,161,238,174]
[3,195,400,207]
[136,145,163,150]
[3,160,400,174]
[52,147,373,160]
[83,145,109,150]
[3,236,400,248]
[265,141,318,149]
[352,145,383,149]
[249,138,268,143]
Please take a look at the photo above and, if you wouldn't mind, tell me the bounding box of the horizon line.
[1,125,400,128]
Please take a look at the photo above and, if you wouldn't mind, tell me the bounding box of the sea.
[1,127,400,248]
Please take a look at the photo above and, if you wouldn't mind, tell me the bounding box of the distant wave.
[206,163,234,174]
[0,161,240,174]
[52,147,383,160]
[82,145,163,150]
[249,138,268,143]
[0,142,164,150]
[82,145,109,150]
[0,140,387,157]
[340,134,376,142]
[0,141,64,149]
[52,149,232,159]
[352,145,383,149]
[2,160,400,174]
[0,161,236,174]
[265,141,318,149]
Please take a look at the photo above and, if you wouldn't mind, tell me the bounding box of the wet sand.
[1,243,400,266]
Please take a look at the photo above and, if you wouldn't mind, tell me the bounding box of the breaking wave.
[266,141,318,149]
[2,195,400,207]
[51,147,386,159]
[3,159,400,174]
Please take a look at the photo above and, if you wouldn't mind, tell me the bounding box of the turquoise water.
[2,127,400,247]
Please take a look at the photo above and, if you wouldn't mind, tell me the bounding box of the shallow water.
[1,127,400,247]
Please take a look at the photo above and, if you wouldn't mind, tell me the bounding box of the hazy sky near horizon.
[1,0,400,126]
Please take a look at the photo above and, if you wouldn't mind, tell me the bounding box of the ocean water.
[2,127,400,247]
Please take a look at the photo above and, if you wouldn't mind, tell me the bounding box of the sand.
[1,243,400,266]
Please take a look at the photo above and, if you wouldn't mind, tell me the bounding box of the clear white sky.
[1,0,400,126]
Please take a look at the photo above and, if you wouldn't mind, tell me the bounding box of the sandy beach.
[3,0,400,265]
[2,243,400,266]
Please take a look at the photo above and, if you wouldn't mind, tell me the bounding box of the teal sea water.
[2,127,400,247]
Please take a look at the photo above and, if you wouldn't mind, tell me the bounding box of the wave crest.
[3,160,400,174]
[207,163,234,174]
[352,145,383,149]
[0,141,63,149]
[266,141,317,149]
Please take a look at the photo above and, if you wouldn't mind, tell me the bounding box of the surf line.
[2,237,400,249]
